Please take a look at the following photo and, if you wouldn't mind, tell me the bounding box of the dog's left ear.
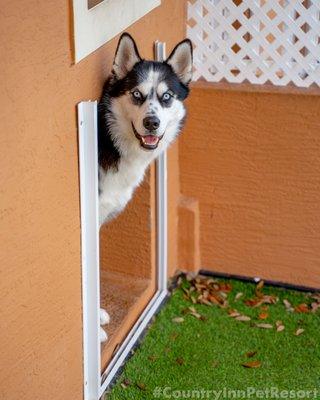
[113,33,142,79]
[166,39,193,85]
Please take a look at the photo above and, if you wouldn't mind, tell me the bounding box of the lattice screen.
[187,0,320,87]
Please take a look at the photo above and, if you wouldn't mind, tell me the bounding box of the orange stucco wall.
[0,1,185,399]
[180,83,320,288]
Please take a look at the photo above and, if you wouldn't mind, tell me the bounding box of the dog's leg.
[100,308,110,343]
[100,308,110,325]
[100,327,108,342]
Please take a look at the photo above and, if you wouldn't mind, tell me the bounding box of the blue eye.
[132,90,142,99]
[162,92,172,101]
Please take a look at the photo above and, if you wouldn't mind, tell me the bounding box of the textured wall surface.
[181,83,320,288]
[0,1,185,399]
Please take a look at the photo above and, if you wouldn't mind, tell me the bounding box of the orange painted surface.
[178,195,201,272]
[180,83,320,288]
[0,1,186,399]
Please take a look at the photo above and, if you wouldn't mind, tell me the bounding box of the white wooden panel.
[187,0,320,87]
[73,0,161,63]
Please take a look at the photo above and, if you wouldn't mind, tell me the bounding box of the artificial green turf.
[105,277,320,400]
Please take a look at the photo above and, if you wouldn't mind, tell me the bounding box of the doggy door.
[78,42,167,400]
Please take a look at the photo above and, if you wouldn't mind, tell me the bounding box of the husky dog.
[98,33,193,342]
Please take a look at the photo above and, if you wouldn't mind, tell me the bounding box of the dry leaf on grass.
[295,303,310,313]
[208,293,225,305]
[148,355,157,362]
[311,302,320,313]
[177,276,183,287]
[295,328,305,336]
[190,296,197,304]
[200,298,212,306]
[241,360,262,368]
[235,315,251,322]
[172,317,184,323]
[182,275,231,308]
[176,357,184,365]
[121,378,131,388]
[283,299,294,312]
[258,312,269,320]
[170,332,179,340]
[255,280,265,297]
[235,292,244,301]
[246,351,258,358]
[190,311,203,320]
[218,282,233,293]
[310,293,320,303]
[255,323,273,329]
[244,294,278,308]
[212,360,219,367]
[186,272,197,281]
[228,309,241,318]
[136,382,146,391]
[182,306,206,321]
[276,320,285,332]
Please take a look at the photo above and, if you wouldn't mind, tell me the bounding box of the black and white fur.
[98,33,193,342]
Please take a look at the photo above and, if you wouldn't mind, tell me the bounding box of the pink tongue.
[143,135,158,145]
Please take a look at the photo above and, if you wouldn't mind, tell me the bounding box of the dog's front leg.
[100,308,110,342]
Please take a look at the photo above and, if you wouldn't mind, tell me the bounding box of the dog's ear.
[113,33,141,79]
[166,39,193,85]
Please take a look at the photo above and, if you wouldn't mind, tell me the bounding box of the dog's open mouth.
[132,123,163,150]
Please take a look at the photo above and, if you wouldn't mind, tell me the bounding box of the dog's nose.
[143,116,160,131]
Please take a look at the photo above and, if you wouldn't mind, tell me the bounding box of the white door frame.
[78,42,168,400]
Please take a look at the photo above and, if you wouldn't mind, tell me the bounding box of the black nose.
[143,116,160,131]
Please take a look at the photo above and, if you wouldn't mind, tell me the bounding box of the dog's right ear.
[112,33,141,79]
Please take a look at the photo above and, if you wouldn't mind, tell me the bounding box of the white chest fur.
[98,151,155,226]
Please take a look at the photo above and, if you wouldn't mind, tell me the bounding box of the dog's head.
[107,33,192,153]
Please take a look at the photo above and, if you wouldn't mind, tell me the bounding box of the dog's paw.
[100,308,110,326]
[100,327,108,343]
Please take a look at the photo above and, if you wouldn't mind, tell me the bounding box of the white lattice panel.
[187,0,320,87]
